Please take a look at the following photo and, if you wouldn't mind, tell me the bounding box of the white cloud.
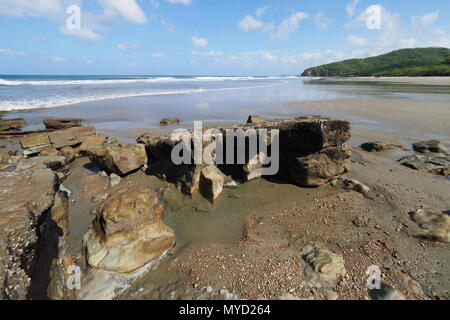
[117,42,139,50]
[412,11,439,26]
[52,56,67,62]
[0,0,63,18]
[160,16,175,32]
[346,0,360,17]
[191,37,208,48]
[270,12,308,40]
[151,52,165,58]
[84,59,94,64]
[60,26,103,41]
[315,11,332,30]
[256,6,269,17]
[192,50,223,57]
[0,48,27,56]
[399,38,416,48]
[165,0,192,5]
[238,15,265,32]
[150,0,160,9]
[99,0,147,24]
[347,35,368,47]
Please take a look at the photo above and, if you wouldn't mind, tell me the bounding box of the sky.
[0,0,449,76]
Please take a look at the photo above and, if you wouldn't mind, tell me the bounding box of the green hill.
[301,47,450,77]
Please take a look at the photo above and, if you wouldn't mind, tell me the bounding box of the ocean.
[0,75,301,111]
[2,75,449,142]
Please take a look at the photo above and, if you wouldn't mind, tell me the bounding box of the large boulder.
[283,145,352,187]
[87,143,148,176]
[83,186,175,274]
[137,116,352,198]
[0,118,26,131]
[43,118,82,130]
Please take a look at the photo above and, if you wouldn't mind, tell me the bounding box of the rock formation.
[77,187,175,299]
[20,126,96,156]
[137,116,352,200]
[0,118,26,132]
[86,143,148,176]
[43,118,82,130]
[0,156,66,299]
[160,118,181,126]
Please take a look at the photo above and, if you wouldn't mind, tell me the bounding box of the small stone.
[109,173,122,187]
[223,181,238,189]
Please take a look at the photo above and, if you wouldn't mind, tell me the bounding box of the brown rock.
[413,140,448,154]
[399,154,450,176]
[79,135,108,154]
[409,210,450,243]
[160,118,181,126]
[284,144,352,187]
[199,165,225,202]
[20,126,96,155]
[0,118,26,131]
[43,118,82,130]
[247,115,267,124]
[83,186,175,273]
[60,146,77,163]
[0,166,59,299]
[87,143,148,176]
[48,126,96,149]
[38,147,60,157]
[360,141,407,152]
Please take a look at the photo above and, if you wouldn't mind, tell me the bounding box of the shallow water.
[4,77,450,142]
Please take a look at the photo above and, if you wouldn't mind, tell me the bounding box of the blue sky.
[0,0,449,76]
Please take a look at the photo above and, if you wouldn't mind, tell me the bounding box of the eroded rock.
[413,140,448,155]
[43,118,82,130]
[301,244,346,283]
[399,154,450,176]
[87,143,148,176]
[160,118,181,126]
[284,145,351,187]
[0,118,26,131]
[247,115,267,124]
[360,141,407,152]
[83,186,175,273]
[199,165,225,202]
[409,210,450,243]
[20,126,96,156]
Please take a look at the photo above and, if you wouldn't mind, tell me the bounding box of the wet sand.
[289,99,450,144]
[349,77,450,86]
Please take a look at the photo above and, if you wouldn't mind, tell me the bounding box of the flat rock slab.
[20,126,96,155]
[43,118,82,130]
[0,118,26,132]
[399,154,450,176]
